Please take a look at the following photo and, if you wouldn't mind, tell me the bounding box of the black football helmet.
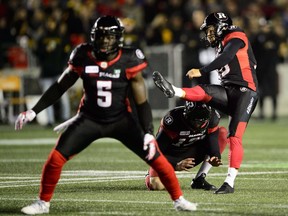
[183,101,211,132]
[200,12,232,47]
[90,16,124,55]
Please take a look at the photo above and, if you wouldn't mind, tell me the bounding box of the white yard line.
[0,138,118,145]
[0,170,287,189]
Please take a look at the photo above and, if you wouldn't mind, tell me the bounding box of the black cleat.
[191,173,217,191]
[152,71,175,98]
[214,182,234,194]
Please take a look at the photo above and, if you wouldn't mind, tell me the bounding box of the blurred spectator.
[121,0,144,32]
[121,17,142,48]
[0,5,15,68]
[252,19,283,121]
[168,12,185,44]
[77,0,98,35]
[142,0,159,26]
[181,9,215,87]
[96,0,122,17]
[34,17,71,126]
[62,6,86,47]
[145,13,171,45]
[28,8,45,45]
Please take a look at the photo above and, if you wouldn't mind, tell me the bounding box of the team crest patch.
[164,115,173,125]
[214,12,229,21]
[100,62,108,69]
[85,66,99,73]
[135,49,145,59]
[114,69,121,74]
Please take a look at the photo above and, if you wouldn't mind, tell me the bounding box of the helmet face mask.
[90,16,124,56]
[183,102,211,132]
[94,34,118,54]
[200,12,232,48]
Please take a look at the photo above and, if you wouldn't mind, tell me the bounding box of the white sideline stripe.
[0,138,118,145]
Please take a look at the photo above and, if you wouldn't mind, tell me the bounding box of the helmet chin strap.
[210,40,219,48]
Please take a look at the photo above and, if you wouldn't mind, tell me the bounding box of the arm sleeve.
[200,38,244,74]
[136,100,154,135]
[32,71,79,114]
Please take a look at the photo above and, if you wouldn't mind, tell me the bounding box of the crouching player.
[145,102,228,190]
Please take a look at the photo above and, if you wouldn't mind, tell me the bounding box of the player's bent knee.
[150,177,165,190]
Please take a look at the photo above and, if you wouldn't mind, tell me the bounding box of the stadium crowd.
[0,0,288,121]
[1,0,288,67]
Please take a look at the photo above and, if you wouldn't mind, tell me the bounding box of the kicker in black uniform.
[153,12,259,194]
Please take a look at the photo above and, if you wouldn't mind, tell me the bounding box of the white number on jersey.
[97,80,112,107]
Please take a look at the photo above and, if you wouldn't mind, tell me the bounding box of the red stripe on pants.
[228,122,247,168]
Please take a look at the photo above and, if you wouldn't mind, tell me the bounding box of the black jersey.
[217,27,258,91]
[68,43,148,123]
[159,106,220,148]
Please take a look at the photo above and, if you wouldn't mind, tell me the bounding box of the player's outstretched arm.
[15,67,79,130]
[131,72,157,160]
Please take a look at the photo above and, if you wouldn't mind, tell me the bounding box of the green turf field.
[1,117,288,216]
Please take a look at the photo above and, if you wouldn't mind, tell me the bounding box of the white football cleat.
[173,196,197,211]
[21,199,50,215]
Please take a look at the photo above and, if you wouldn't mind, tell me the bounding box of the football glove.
[143,133,157,161]
[15,110,36,130]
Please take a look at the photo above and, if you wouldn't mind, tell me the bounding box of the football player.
[145,101,228,191]
[153,12,258,194]
[15,16,197,215]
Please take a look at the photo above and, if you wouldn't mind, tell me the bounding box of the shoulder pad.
[122,47,146,60]
[68,43,92,66]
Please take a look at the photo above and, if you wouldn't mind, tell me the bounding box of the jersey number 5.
[97,80,112,107]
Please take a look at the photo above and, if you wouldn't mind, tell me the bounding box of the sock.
[224,167,238,188]
[39,149,67,202]
[150,155,182,200]
[182,86,212,102]
[195,156,212,179]
[229,136,243,168]
[172,86,185,97]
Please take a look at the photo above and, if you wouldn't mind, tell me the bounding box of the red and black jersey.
[217,27,258,91]
[68,43,148,123]
[158,106,220,148]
